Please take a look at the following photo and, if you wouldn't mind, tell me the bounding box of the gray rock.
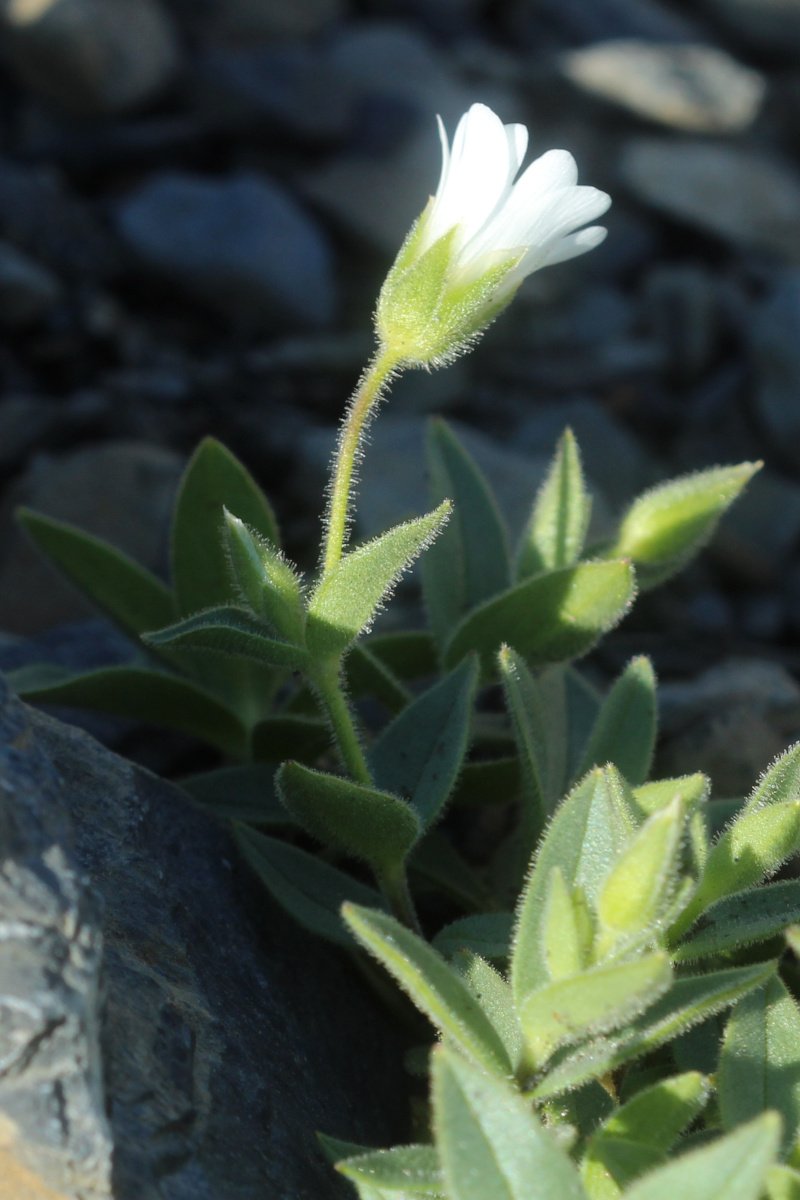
[561,41,765,133]
[117,172,335,332]
[195,0,345,41]
[0,440,182,634]
[657,658,800,795]
[751,270,800,470]
[0,238,60,327]
[507,0,701,45]
[641,265,722,381]
[0,0,179,115]
[0,672,406,1199]
[621,138,800,260]
[700,0,800,57]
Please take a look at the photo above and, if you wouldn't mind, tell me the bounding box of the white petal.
[433,114,451,203]
[538,225,608,267]
[505,122,528,175]
[425,103,513,249]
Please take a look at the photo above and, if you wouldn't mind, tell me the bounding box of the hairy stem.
[380,864,422,935]
[310,658,371,785]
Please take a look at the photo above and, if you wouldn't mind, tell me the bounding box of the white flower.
[422,103,611,294]
[376,103,611,366]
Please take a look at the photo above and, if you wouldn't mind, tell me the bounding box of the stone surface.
[621,138,800,260]
[751,269,800,471]
[657,658,800,795]
[701,0,800,57]
[506,0,700,45]
[561,40,765,133]
[116,172,335,332]
[0,0,179,115]
[0,441,182,635]
[194,0,345,42]
[0,238,60,327]
[0,672,407,1198]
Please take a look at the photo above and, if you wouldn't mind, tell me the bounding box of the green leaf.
[347,643,412,714]
[608,463,760,590]
[511,766,635,1006]
[409,833,493,912]
[432,1047,586,1200]
[532,961,777,1100]
[276,762,420,877]
[541,868,591,982]
[595,797,685,956]
[443,560,636,677]
[180,764,288,825]
[563,666,602,785]
[363,631,439,681]
[745,742,800,814]
[452,950,524,1072]
[8,663,247,756]
[222,509,305,644]
[370,656,478,832]
[621,1114,780,1200]
[577,657,657,786]
[143,605,308,668]
[338,1145,443,1196]
[582,1072,710,1199]
[307,503,451,659]
[171,437,279,614]
[719,976,800,1153]
[17,508,176,639]
[235,827,383,947]
[517,428,592,580]
[674,881,800,963]
[519,952,672,1067]
[421,418,511,649]
[630,774,710,822]
[342,904,512,1076]
[432,914,514,965]
[766,1165,800,1200]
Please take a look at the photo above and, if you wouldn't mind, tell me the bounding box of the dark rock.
[751,269,800,471]
[504,0,701,47]
[193,0,346,42]
[0,671,406,1198]
[560,40,765,133]
[700,0,800,59]
[0,0,179,115]
[620,138,800,260]
[0,238,61,327]
[641,264,722,382]
[116,172,335,332]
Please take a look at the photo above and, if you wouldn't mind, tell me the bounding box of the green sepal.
[607,462,760,590]
[369,655,478,832]
[631,774,710,822]
[767,1165,800,1200]
[578,656,657,786]
[719,976,800,1153]
[516,427,591,580]
[443,559,636,677]
[337,1145,443,1196]
[432,914,514,965]
[222,509,305,644]
[171,436,279,615]
[519,952,672,1067]
[307,502,451,659]
[421,418,511,649]
[745,742,800,814]
[8,662,247,757]
[541,868,592,982]
[17,507,176,639]
[143,604,308,668]
[431,1047,586,1200]
[674,880,800,963]
[235,827,383,947]
[342,904,512,1076]
[276,762,420,877]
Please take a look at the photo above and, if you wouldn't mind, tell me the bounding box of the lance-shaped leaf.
[342,905,512,1076]
[577,656,657,786]
[181,763,289,826]
[17,508,176,638]
[432,914,514,965]
[582,1072,710,1199]
[541,868,592,982]
[369,656,478,831]
[223,509,305,644]
[307,503,451,659]
[143,604,308,668]
[443,559,635,676]
[674,880,800,963]
[337,1145,443,1196]
[672,800,800,939]
[532,960,776,1101]
[622,1114,780,1200]
[745,742,800,814]
[511,766,635,1006]
[595,797,686,957]
[432,1047,586,1200]
[235,827,383,946]
[8,662,247,757]
[767,1165,800,1200]
[171,436,279,615]
[276,762,420,877]
[607,462,760,590]
[517,427,591,580]
[421,418,511,649]
[452,950,524,1072]
[719,976,800,1153]
[520,952,672,1068]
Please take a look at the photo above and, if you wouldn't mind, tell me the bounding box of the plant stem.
[311,658,371,785]
[323,348,398,575]
[380,864,422,935]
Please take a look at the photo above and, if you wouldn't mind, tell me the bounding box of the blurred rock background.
[1,0,800,696]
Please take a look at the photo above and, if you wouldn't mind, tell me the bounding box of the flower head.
[376,103,611,367]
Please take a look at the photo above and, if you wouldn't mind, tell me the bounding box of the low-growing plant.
[11,103,800,1198]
